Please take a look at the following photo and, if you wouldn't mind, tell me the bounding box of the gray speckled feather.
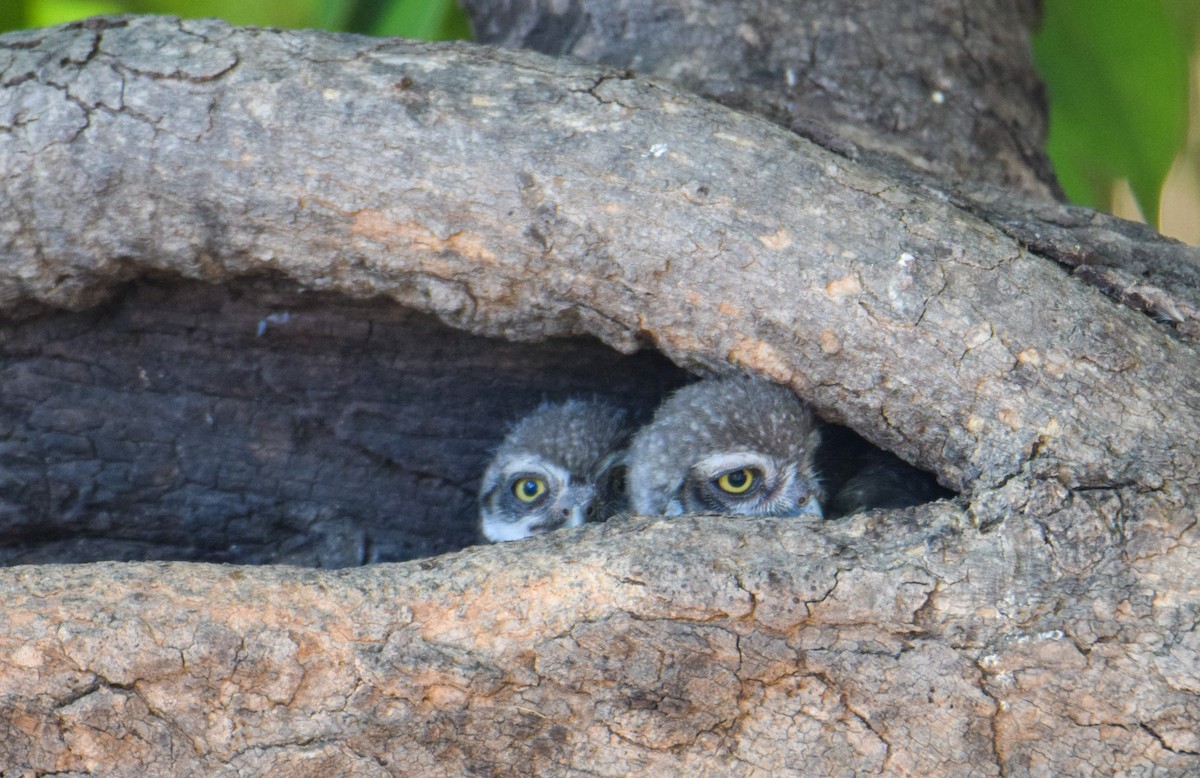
[479,398,632,542]
[627,377,823,516]
[489,399,631,481]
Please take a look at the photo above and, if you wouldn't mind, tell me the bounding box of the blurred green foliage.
[317,0,470,39]
[2,1,1197,222]
[1033,0,1196,221]
[5,0,472,39]
[0,0,25,31]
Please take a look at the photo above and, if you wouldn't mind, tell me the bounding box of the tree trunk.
[0,10,1197,776]
[464,0,1057,200]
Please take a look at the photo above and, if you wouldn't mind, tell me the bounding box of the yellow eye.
[512,477,548,503]
[715,468,757,495]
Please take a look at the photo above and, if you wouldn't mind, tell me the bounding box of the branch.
[2,17,1196,499]
[2,507,1196,775]
[463,0,1057,200]
[460,0,1200,346]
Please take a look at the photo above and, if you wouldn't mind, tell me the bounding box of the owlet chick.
[479,398,631,543]
[627,377,824,517]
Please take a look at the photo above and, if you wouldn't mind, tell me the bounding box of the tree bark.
[464,0,1057,200]
[3,505,1198,776]
[1,12,1198,776]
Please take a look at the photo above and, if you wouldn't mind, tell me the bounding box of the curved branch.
[463,0,1058,200]
[2,17,1196,499]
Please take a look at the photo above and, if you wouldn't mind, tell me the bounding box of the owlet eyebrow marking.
[479,398,632,543]
[626,376,825,519]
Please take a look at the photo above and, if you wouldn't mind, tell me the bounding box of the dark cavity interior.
[0,276,950,567]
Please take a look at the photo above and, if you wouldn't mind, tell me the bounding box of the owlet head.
[627,377,824,518]
[479,398,631,543]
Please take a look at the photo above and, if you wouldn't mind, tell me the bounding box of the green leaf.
[312,0,355,31]
[1033,0,1191,220]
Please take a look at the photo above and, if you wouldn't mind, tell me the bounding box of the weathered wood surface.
[0,12,1198,776]
[464,0,1057,200]
[465,0,1200,342]
[2,17,1197,495]
[3,504,1197,776]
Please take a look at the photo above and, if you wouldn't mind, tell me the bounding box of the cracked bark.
[1,9,1198,777]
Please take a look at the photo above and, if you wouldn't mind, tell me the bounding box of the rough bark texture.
[1,11,1198,777]
[464,0,1057,200]
[2,506,1198,776]
[2,17,1197,492]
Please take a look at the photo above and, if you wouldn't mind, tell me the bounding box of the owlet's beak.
[555,484,594,528]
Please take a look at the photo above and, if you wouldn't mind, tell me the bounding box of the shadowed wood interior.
[0,277,688,566]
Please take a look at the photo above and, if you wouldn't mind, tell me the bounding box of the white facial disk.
[480,458,595,542]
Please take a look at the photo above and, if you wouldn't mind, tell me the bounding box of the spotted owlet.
[626,377,825,517]
[478,398,632,542]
